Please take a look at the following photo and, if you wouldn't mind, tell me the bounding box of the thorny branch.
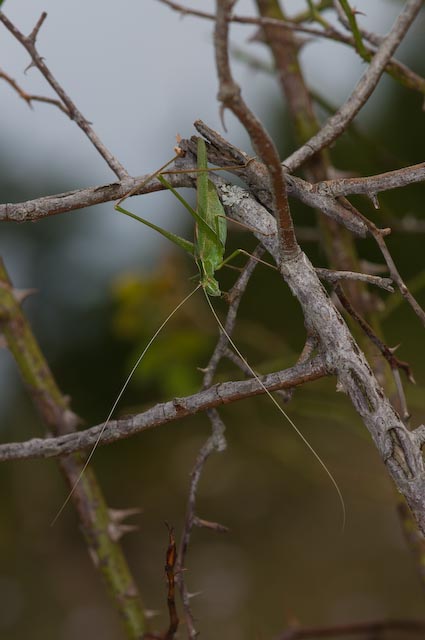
[0,357,327,462]
[0,259,147,638]
[158,0,425,99]
[0,11,128,179]
[282,0,424,172]
[214,0,298,258]
[334,283,414,422]
[164,525,179,640]
[0,67,68,113]
[312,162,425,198]
[176,247,263,639]
[1,153,424,232]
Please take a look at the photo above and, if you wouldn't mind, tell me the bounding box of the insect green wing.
[195,138,226,297]
[196,181,226,296]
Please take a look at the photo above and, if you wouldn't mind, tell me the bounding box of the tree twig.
[214,0,298,259]
[0,67,69,113]
[0,258,147,639]
[0,11,128,179]
[335,283,414,421]
[176,246,263,638]
[282,0,424,172]
[176,409,228,640]
[164,525,179,640]
[316,268,393,291]
[312,162,425,198]
[0,357,327,462]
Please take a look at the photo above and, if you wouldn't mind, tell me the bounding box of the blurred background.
[1,1,425,638]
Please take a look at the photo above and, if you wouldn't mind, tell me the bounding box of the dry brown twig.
[0,357,327,462]
[176,246,263,638]
[0,67,69,113]
[214,0,298,260]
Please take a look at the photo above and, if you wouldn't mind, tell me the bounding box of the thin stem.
[214,0,298,259]
[0,11,128,179]
[282,0,424,172]
[0,357,328,462]
[0,258,146,639]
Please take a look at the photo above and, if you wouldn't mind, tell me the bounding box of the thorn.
[219,104,227,133]
[108,522,140,542]
[144,609,161,620]
[248,28,265,44]
[336,380,345,393]
[388,344,401,354]
[108,507,142,523]
[13,287,38,304]
[24,60,37,74]
[187,590,203,601]
[108,507,142,540]
[407,372,416,385]
[193,516,229,533]
[88,547,100,568]
[197,366,209,373]
[368,192,380,209]
[380,227,392,237]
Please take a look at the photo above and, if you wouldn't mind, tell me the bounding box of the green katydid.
[53,138,345,528]
[116,138,241,297]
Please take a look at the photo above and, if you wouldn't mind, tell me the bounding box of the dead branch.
[0,357,327,462]
[282,0,424,172]
[0,11,128,179]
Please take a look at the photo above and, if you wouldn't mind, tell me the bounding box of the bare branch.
[312,163,425,198]
[0,11,128,179]
[0,172,193,222]
[176,409,227,640]
[335,284,414,383]
[164,525,179,640]
[0,357,327,462]
[282,0,424,172]
[176,246,264,638]
[202,243,265,388]
[214,0,298,259]
[316,268,394,292]
[159,0,425,97]
[0,67,69,113]
[0,258,147,636]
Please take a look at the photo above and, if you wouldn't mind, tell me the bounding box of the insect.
[53,137,345,528]
[116,138,251,297]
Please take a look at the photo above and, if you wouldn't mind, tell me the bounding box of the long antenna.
[51,283,201,525]
[203,290,346,531]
